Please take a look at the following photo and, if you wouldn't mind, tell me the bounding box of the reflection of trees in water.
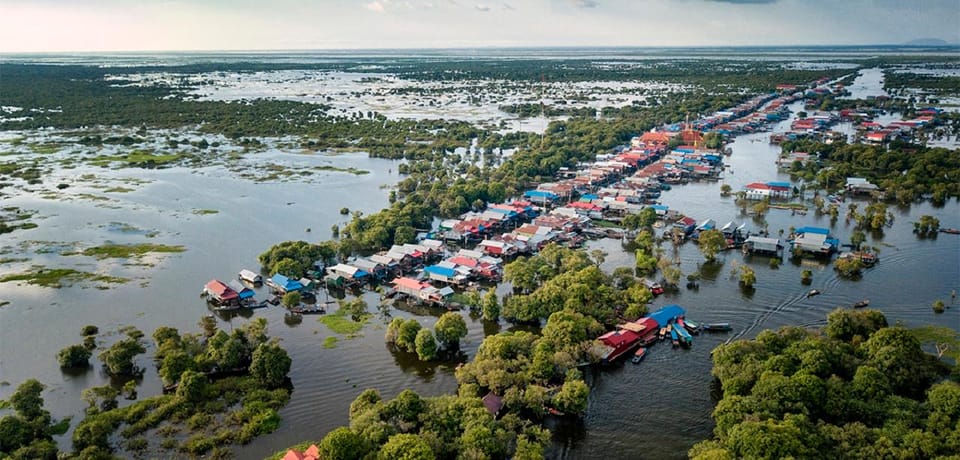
[385,343,468,381]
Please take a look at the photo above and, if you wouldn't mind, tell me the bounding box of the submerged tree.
[697,229,725,262]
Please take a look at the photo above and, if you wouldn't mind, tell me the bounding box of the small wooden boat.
[640,334,658,346]
[642,278,664,295]
[631,348,647,364]
[674,322,693,346]
[242,299,269,309]
[940,228,960,235]
[681,319,701,335]
[267,295,281,306]
[670,327,680,347]
[658,327,668,341]
[704,322,733,332]
[852,299,870,308]
[289,304,325,315]
[807,289,821,297]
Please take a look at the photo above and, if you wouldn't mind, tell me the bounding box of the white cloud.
[364,1,385,12]
[475,4,490,11]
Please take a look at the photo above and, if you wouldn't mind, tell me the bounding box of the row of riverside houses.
[210,76,836,314]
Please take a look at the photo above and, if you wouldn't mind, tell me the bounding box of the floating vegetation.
[314,165,370,175]
[318,310,370,337]
[0,267,129,288]
[0,257,30,264]
[322,336,339,349]
[191,209,219,215]
[27,143,63,154]
[90,150,186,168]
[80,243,186,260]
[0,207,39,235]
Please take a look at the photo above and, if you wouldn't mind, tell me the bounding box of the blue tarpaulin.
[648,305,686,328]
[424,265,457,278]
[524,190,558,200]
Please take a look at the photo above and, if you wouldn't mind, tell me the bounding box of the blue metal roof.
[424,265,457,278]
[271,273,303,291]
[648,305,686,328]
[524,190,558,199]
[795,226,830,235]
[581,193,599,200]
[767,181,791,188]
[650,204,669,211]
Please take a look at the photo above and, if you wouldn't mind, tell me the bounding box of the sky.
[0,0,958,52]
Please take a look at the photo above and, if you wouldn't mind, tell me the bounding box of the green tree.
[396,320,422,353]
[481,290,500,321]
[552,379,589,415]
[698,229,726,262]
[394,225,416,245]
[199,315,218,338]
[434,312,467,348]
[175,370,208,403]
[57,344,92,368]
[97,338,146,376]
[9,379,48,421]
[385,317,404,344]
[378,433,435,460]
[281,291,302,308]
[318,427,365,460]
[833,257,863,278]
[850,230,866,250]
[249,342,291,389]
[739,266,756,288]
[932,299,945,314]
[415,329,438,361]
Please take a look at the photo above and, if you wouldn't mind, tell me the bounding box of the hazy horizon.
[2,0,957,53]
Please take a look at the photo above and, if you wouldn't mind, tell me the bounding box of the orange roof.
[283,445,319,460]
[640,132,672,144]
[393,277,426,290]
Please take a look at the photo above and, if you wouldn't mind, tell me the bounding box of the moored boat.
[681,319,701,335]
[940,228,960,235]
[631,348,647,364]
[670,327,680,347]
[703,322,732,332]
[642,278,664,295]
[674,322,693,346]
[852,299,870,308]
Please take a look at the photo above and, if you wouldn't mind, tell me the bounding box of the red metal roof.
[745,182,771,190]
[448,256,479,267]
[205,279,238,301]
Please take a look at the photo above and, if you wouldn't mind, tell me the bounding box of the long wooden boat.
[670,327,680,347]
[681,319,701,335]
[674,322,693,346]
[289,304,326,315]
[940,228,960,235]
[703,322,733,332]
